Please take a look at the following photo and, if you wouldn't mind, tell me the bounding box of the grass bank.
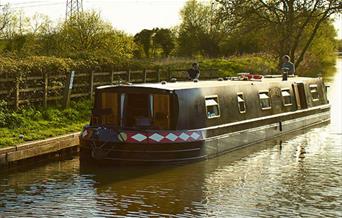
[0,100,91,148]
[152,54,278,76]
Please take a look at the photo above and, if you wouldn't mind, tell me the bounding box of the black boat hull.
[80,106,330,165]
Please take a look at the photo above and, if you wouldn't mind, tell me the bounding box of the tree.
[0,4,10,32]
[0,10,39,56]
[60,11,112,55]
[32,15,60,56]
[0,10,135,60]
[219,29,264,56]
[29,13,53,34]
[0,11,63,56]
[59,11,135,60]
[177,0,228,57]
[0,10,30,39]
[297,20,337,76]
[134,28,176,58]
[98,30,136,60]
[216,0,342,67]
[338,39,342,52]
[177,0,209,56]
[134,29,154,58]
[153,28,175,57]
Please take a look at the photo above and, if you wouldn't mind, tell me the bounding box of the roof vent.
[218,78,223,81]
[170,78,177,83]
[161,81,167,85]
[193,79,199,83]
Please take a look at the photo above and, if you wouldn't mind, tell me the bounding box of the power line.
[6,1,60,5]
[11,2,64,9]
[0,1,63,8]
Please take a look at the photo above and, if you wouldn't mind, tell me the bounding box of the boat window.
[309,84,319,101]
[281,89,292,106]
[259,91,271,110]
[205,96,220,118]
[92,92,119,126]
[124,93,151,128]
[122,93,171,130]
[237,93,246,113]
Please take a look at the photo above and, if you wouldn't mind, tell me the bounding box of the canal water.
[1,58,341,217]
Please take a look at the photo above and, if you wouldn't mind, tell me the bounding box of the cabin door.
[293,82,308,110]
[124,93,152,128]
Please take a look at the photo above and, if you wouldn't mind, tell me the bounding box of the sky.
[1,0,341,38]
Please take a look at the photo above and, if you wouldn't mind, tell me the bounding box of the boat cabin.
[90,76,328,131]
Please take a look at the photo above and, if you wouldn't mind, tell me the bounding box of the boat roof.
[97,76,319,91]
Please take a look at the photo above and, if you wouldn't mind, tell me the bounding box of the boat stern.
[79,126,207,164]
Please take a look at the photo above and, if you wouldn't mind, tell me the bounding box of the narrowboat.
[79,75,330,164]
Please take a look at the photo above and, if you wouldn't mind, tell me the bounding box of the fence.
[0,68,218,109]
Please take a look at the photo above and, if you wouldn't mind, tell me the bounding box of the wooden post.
[63,71,75,108]
[157,68,161,82]
[143,69,147,83]
[127,70,131,82]
[43,72,48,108]
[89,71,94,101]
[14,73,20,110]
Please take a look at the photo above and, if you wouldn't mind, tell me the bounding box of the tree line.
[0,0,341,74]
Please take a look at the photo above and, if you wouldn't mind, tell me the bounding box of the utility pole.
[66,0,83,19]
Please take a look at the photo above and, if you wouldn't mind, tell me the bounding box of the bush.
[62,108,80,122]
[42,108,63,122]
[20,107,43,121]
[70,99,92,120]
[0,100,26,128]
[5,112,26,128]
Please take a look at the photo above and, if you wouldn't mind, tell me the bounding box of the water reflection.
[328,57,342,133]
[1,58,341,217]
[80,163,209,216]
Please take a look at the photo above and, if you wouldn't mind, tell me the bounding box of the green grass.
[153,54,278,77]
[0,100,91,148]
[200,55,278,77]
